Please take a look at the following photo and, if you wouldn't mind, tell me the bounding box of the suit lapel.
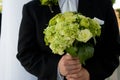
[51,5,61,14]
[78,0,95,18]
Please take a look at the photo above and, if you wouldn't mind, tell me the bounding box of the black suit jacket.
[17,0,120,80]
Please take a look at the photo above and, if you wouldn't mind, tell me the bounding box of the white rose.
[76,29,93,43]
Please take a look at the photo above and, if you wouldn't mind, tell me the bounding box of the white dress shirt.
[58,0,79,13]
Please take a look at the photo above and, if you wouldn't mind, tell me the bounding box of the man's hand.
[66,67,90,80]
[58,54,90,80]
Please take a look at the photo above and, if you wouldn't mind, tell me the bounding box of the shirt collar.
[58,0,79,13]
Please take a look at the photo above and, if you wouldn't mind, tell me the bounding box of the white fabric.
[0,0,37,80]
[93,17,104,25]
[57,67,64,80]
[58,0,78,13]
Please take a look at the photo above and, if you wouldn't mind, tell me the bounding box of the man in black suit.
[16,0,120,80]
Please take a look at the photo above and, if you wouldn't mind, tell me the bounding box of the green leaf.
[66,46,78,57]
[77,45,94,65]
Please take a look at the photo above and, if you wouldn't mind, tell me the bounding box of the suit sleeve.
[16,4,61,79]
[84,0,120,80]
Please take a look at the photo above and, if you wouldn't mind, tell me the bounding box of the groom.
[17,0,120,80]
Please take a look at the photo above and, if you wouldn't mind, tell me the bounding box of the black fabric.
[16,0,120,80]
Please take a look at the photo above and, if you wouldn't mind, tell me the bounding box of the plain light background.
[0,0,37,80]
[113,0,120,9]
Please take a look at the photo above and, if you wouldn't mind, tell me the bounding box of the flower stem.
[48,4,54,13]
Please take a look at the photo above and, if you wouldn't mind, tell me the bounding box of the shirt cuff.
[57,67,64,80]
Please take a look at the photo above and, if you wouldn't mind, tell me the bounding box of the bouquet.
[43,12,101,64]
